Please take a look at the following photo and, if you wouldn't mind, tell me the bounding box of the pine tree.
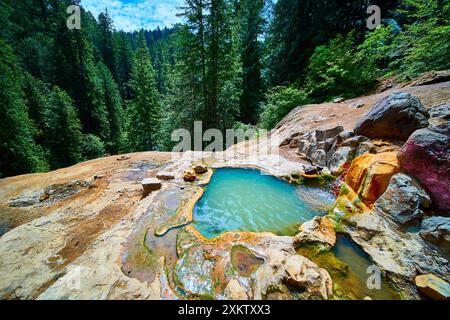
[267,0,372,85]
[115,31,134,98]
[177,0,209,126]
[97,62,126,154]
[239,0,265,124]
[53,3,110,143]
[98,9,117,80]
[47,87,84,168]
[0,40,48,177]
[127,35,162,151]
[174,0,242,134]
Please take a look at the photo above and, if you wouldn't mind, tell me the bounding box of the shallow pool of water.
[193,168,335,238]
[333,235,400,300]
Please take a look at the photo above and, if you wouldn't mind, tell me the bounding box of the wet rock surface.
[174,226,332,300]
[0,77,449,300]
[156,171,175,181]
[344,212,450,299]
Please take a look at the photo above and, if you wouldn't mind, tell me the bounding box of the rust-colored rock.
[193,163,208,174]
[345,152,400,205]
[183,169,197,182]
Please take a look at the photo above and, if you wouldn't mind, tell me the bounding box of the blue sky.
[81,0,184,31]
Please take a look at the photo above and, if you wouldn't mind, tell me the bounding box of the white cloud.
[81,0,183,31]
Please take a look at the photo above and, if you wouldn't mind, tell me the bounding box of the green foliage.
[82,134,105,160]
[0,40,48,177]
[0,0,449,178]
[304,32,378,101]
[259,86,309,130]
[47,87,84,168]
[357,0,450,79]
[394,0,450,77]
[23,75,84,169]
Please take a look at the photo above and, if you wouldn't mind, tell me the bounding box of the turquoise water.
[193,168,335,238]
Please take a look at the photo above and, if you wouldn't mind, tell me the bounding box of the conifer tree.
[127,35,162,151]
[97,62,126,154]
[47,87,84,168]
[53,3,110,143]
[239,0,265,124]
[98,9,117,80]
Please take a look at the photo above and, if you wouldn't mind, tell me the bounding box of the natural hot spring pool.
[193,168,336,238]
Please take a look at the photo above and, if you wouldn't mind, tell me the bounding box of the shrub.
[259,86,309,130]
[304,32,378,101]
[82,134,105,160]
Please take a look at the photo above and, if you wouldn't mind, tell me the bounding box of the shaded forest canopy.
[0,0,449,178]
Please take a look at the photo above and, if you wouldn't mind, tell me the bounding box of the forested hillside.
[1,0,449,178]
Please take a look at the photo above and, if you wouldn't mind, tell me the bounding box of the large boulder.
[345,152,400,205]
[354,93,429,140]
[397,125,450,210]
[375,173,431,225]
[420,217,450,250]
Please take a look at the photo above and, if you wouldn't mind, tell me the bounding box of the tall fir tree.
[115,31,134,98]
[127,34,162,151]
[97,62,126,154]
[46,87,84,168]
[239,0,265,124]
[52,3,110,143]
[98,9,117,80]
